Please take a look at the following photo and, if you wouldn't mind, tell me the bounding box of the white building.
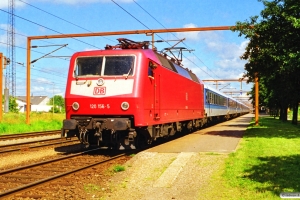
[16,96,53,112]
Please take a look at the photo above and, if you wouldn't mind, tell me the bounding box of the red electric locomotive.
[62,38,205,149]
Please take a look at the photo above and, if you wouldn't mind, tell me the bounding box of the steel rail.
[0,148,99,175]
[0,138,77,154]
[0,130,60,140]
[0,148,133,199]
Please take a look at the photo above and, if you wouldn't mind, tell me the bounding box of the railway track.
[0,137,78,154]
[0,148,134,199]
[0,130,61,141]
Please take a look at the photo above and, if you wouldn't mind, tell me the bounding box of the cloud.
[0,0,133,8]
[0,1,25,9]
[0,2,7,9]
[45,86,62,95]
[213,40,248,77]
[167,22,250,84]
[83,47,99,51]
[26,0,133,5]
[0,24,27,48]
[196,31,249,79]
[0,25,7,48]
[32,86,45,92]
[35,77,53,84]
[176,23,201,41]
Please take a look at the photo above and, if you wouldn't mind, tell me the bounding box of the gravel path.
[104,152,228,200]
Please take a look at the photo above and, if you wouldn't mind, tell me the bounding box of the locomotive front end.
[62,50,141,149]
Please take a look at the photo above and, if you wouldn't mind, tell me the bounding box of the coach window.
[214,94,216,104]
[206,92,209,103]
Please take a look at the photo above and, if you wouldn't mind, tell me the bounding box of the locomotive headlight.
[97,78,104,86]
[121,102,130,110]
[72,102,80,110]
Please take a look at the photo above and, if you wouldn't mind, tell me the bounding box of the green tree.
[9,96,19,113]
[48,95,65,113]
[2,95,19,113]
[233,0,300,124]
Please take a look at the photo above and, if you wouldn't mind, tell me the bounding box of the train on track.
[61,38,250,149]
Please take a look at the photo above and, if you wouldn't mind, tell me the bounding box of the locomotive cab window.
[75,57,103,76]
[75,56,135,77]
[104,56,135,76]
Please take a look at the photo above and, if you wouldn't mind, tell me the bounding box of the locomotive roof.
[103,38,198,80]
[74,47,202,84]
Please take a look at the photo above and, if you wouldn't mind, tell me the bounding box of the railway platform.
[146,113,254,153]
[104,114,255,200]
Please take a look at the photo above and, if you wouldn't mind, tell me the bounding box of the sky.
[0,0,265,101]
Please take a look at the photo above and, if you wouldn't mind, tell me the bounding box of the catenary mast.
[6,0,16,98]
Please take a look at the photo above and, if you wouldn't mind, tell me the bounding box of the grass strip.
[201,116,300,200]
[0,113,64,134]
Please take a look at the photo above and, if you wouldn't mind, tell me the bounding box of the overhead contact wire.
[132,0,220,79]
[0,8,102,50]
[17,0,115,43]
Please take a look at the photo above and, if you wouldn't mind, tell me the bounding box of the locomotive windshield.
[75,56,135,77]
[76,57,103,76]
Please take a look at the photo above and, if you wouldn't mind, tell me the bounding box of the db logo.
[93,87,106,95]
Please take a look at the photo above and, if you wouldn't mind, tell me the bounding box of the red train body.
[62,39,206,149]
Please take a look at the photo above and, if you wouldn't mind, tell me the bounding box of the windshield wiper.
[123,67,132,79]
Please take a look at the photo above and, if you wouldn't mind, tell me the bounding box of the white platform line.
[153,152,195,188]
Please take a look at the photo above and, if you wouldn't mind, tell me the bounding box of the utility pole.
[0,53,3,121]
[255,73,259,125]
[1,53,12,119]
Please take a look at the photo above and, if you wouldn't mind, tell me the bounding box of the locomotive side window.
[154,53,177,72]
[76,57,103,76]
[173,64,192,81]
[148,62,154,78]
[104,56,134,76]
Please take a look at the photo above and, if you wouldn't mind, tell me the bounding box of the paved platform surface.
[146,113,254,153]
[106,114,254,200]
